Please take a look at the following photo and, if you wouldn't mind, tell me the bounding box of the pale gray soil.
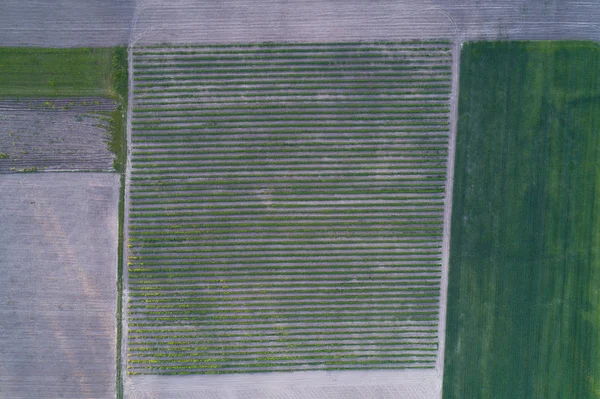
[0,98,116,172]
[0,0,134,46]
[130,0,600,45]
[4,1,600,48]
[0,173,119,399]
[126,369,440,399]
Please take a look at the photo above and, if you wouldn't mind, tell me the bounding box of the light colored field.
[0,0,133,46]
[3,1,600,48]
[0,173,119,399]
[130,0,600,45]
[126,369,440,399]
[0,99,116,172]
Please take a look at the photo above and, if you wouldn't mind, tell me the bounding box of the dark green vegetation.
[444,41,600,398]
[127,42,452,374]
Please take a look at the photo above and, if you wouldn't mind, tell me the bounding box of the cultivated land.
[0,0,133,47]
[443,41,600,398]
[4,2,600,399]
[129,0,600,45]
[124,41,453,391]
[0,173,119,399]
[126,369,440,399]
[0,47,128,172]
[0,98,116,172]
[5,1,600,48]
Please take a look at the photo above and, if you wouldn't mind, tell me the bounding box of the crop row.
[134,73,452,85]
[134,98,449,107]
[134,103,449,113]
[133,110,450,120]
[133,57,451,67]
[133,47,451,56]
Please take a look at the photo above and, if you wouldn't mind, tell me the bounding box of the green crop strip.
[134,72,452,83]
[132,109,450,118]
[133,46,451,55]
[134,97,449,106]
[134,66,452,78]
[133,105,450,113]
[134,77,450,88]
[135,91,450,100]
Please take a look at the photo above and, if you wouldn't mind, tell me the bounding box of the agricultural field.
[0,47,128,172]
[443,41,600,398]
[0,173,119,399]
[130,0,600,45]
[0,98,117,172]
[126,41,453,376]
[0,0,133,47]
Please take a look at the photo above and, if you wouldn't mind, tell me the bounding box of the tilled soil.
[0,98,116,172]
[0,173,119,399]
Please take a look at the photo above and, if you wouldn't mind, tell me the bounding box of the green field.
[443,41,600,398]
[0,47,127,98]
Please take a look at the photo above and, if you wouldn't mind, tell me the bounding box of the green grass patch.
[443,41,600,399]
[0,47,116,97]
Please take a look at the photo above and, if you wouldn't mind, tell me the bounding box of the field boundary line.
[119,45,135,399]
[436,40,461,380]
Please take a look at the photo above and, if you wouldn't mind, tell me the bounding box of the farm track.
[127,42,451,375]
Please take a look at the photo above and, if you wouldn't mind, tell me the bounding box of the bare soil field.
[0,0,134,47]
[130,0,600,45]
[0,173,119,399]
[126,369,440,399]
[4,0,600,48]
[0,98,116,172]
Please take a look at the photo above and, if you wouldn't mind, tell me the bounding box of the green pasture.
[443,41,600,398]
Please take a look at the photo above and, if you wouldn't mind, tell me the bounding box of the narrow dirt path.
[119,45,135,399]
[436,40,461,374]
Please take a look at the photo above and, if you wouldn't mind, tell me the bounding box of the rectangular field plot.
[443,41,600,398]
[0,98,116,172]
[127,42,453,375]
[0,173,118,398]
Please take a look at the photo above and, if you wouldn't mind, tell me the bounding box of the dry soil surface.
[4,0,600,47]
[126,369,441,399]
[0,0,134,47]
[130,0,600,45]
[0,173,119,399]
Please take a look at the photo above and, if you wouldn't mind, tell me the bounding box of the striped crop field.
[127,41,453,375]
